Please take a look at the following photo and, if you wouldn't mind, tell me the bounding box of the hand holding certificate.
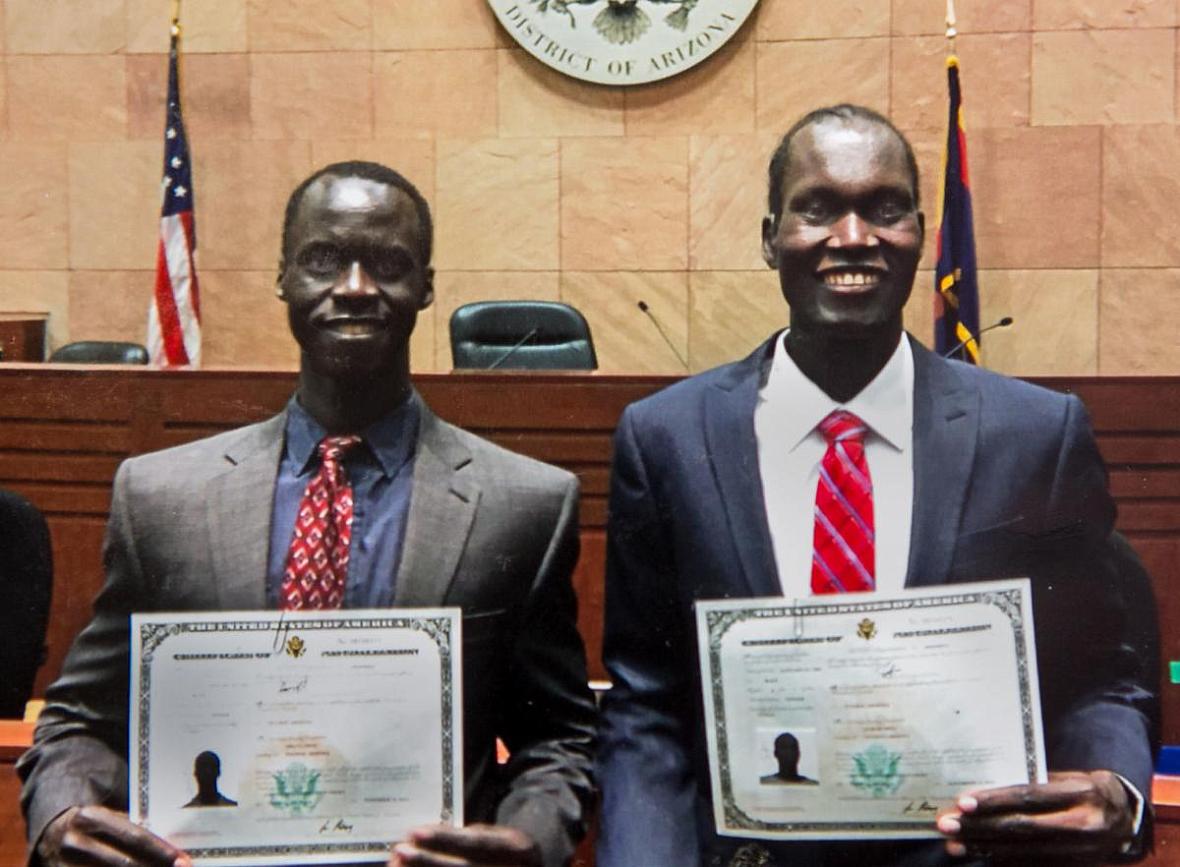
[129,609,463,866]
[695,580,1046,841]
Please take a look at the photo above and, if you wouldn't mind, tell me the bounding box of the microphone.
[487,328,538,370]
[637,300,688,370]
[942,316,1014,359]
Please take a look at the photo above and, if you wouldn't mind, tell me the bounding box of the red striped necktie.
[811,410,875,594]
[280,435,363,610]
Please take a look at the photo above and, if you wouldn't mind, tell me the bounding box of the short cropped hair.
[774,732,799,752]
[766,104,921,222]
[279,160,434,274]
[194,750,220,776]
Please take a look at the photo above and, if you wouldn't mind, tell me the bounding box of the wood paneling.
[0,764,24,864]
[574,530,607,676]
[0,366,1175,739]
[0,316,46,362]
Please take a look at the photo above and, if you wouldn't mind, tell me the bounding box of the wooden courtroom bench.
[1,721,34,864]
[0,365,1176,862]
[1153,777,1180,863]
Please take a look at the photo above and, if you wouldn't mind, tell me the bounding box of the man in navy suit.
[597,105,1157,866]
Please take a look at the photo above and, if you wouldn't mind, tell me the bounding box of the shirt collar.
[760,331,912,453]
[284,391,420,479]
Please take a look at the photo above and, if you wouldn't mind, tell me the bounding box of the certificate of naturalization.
[129,609,463,865]
[695,580,1046,840]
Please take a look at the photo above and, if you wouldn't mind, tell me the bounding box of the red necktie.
[811,410,875,594]
[281,435,362,610]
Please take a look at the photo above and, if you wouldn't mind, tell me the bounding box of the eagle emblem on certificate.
[270,762,323,815]
[850,745,903,798]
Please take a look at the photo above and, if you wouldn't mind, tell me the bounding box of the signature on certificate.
[279,676,309,694]
[319,818,355,834]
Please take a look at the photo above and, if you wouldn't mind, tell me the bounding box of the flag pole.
[170,0,182,92]
[945,0,957,49]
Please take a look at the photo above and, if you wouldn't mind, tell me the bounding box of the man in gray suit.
[19,162,596,867]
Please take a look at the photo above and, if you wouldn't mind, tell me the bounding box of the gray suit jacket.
[19,397,596,866]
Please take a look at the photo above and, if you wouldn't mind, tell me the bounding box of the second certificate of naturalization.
[129,609,463,865]
[696,580,1046,840]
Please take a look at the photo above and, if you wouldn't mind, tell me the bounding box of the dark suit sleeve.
[494,475,597,867]
[0,489,52,718]
[18,462,142,855]
[1034,396,1158,855]
[597,407,700,867]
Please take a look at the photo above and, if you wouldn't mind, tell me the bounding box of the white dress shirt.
[754,331,914,598]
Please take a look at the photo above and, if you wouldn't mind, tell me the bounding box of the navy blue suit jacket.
[597,335,1158,867]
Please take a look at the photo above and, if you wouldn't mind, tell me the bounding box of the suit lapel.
[206,414,287,609]
[905,339,980,587]
[394,405,479,606]
[704,338,782,598]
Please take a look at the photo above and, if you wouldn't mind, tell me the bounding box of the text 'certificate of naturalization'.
[696,580,1046,840]
[129,609,463,865]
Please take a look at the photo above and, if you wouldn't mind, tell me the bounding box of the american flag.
[146,25,201,367]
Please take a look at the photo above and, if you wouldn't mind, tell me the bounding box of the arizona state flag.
[933,55,980,363]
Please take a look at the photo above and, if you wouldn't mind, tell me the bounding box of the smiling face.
[762,117,923,341]
[278,174,434,380]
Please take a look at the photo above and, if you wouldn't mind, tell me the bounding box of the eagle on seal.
[531,0,698,45]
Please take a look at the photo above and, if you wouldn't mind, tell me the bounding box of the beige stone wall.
[0,0,1176,374]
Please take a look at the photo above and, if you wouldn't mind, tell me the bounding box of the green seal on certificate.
[850,745,902,798]
[270,762,323,815]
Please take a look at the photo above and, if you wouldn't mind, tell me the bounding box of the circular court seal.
[487,0,760,86]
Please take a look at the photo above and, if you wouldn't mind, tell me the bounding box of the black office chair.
[49,341,150,364]
[450,301,597,370]
[0,489,52,718]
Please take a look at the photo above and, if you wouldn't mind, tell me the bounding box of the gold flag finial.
[170,0,182,38]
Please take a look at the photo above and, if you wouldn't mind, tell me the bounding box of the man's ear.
[275,256,288,299]
[420,266,435,310]
[761,215,779,269]
[917,210,926,244]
